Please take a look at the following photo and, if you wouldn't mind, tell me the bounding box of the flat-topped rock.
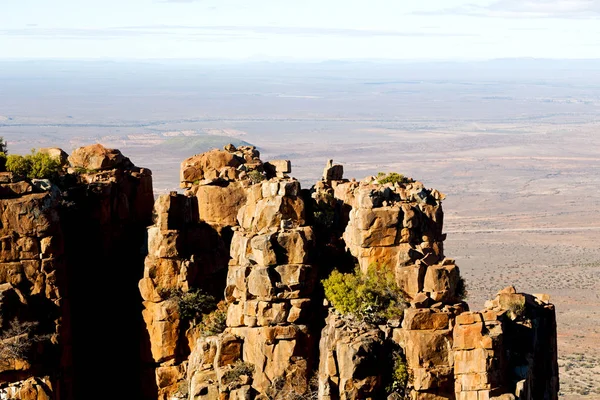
[68,143,129,171]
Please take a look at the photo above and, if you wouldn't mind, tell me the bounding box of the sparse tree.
[0,318,51,368]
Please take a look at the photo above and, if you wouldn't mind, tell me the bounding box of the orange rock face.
[67,143,129,171]
[1,144,559,400]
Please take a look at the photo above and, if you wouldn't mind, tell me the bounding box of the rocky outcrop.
[224,176,316,397]
[1,143,559,400]
[318,312,387,400]
[0,172,66,400]
[67,143,130,171]
[141,145,318,399]
[311,167,557,400]
[0,144,154,400]
[453,287,559,400]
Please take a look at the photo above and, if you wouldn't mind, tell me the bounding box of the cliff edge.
[0,144,558,400]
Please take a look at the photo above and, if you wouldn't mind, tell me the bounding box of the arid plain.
[2,60,600,398]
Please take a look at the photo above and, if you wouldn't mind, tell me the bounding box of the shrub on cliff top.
[322,264,406,323]
[376,172,411,185]
[5,150,62,180]
[248,169,266,184]
[0,137,7,155]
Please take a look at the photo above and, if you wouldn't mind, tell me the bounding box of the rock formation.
[0,143,559,400]
[140,148,559,400]
[0,144,153,400]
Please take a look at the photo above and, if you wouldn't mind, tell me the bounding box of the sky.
[1,0,600,60]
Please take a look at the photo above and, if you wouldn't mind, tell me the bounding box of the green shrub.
[376,172,410,185]
[507,299,526,319]
[456,276,468,301]
[322,264,406,323]
[221,361,255,385]
[6,155,30,177]
[73,166,97,174]
[177,289,217,324]
[198,300,228,336]
[386,350,409,396]
[28,151,62,179]
[161,287,226,330]
[248,169,265,184]
[5,150,62,180]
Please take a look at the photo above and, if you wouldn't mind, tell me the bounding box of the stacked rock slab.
[318,312,387,400]
[0,172,65,400]
[338,176,446,284]
[453,287,559,400]
[140,144,262,399]
[141,145,316,399]
[0,144,154,400]
[224,176,316,398]
[313,166,558,400]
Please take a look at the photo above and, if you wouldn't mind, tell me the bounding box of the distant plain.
[2,60,600,398]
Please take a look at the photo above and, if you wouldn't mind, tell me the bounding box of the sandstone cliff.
[139,147,559,400]
[0,143,559,400]
[0,144,154,399]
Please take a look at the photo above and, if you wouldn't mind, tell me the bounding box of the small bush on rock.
[456,276,468,301]
[376,172,411,185]
[0,318,52,367]
[322,264,407,323]
[177,289,218,324]
[248,169,265,184]
[5,150,62,180]
[507,299,526,319]
[221,361,255,385]
[387,350,409,396]
[198,300,228,336]
[5,155,30,177]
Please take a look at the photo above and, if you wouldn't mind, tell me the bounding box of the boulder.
[264,160,291,178]
[38,148,69,166]
[322,159,344,181]
[181,149,244,184]
[68,143,128,170]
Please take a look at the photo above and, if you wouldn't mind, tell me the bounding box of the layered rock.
[1,142,560,400]
[0,172,66,400]
[141,145,317,399]
[224,177,316,397]
[312,166,558,400]
[0,144,154,400]
[318,312,387,400]
[453,287,559,400]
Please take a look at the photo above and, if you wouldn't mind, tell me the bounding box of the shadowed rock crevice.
[60,146,154,399]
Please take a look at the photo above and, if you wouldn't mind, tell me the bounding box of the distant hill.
[157,135,253,155]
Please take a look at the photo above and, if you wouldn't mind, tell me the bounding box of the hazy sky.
[2,0,600,60]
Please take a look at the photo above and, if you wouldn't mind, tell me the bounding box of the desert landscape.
[1,59,599,398]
